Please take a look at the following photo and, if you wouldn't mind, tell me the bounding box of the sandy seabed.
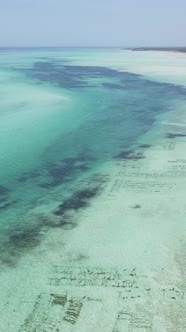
[0,51,186,332]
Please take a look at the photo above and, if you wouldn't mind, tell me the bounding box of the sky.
[0,0,185,47]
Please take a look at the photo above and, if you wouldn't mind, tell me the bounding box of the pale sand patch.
[145,50,186,58]
[72,50,186,86]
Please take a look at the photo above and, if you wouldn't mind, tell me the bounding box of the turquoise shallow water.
[0,48,186,266]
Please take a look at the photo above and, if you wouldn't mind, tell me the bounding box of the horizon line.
[0,45,186,49]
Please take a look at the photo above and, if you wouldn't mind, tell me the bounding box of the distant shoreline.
[0,46,186,54]
[123,47,186,54]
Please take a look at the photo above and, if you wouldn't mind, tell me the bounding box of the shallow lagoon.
[0,48,185,331]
